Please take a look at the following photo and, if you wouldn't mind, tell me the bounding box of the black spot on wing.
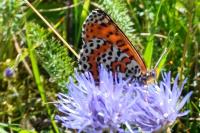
[107,56,112,60]
[100,23,107,27]
[97,57,101,61]
[106,32,113,38]
[117,50,121,57]
[102,53,106,58]
[116,40,125,47]
[89,42,94,47]
[82,56,87,61]
[83,64,88,69]
[121,48,129,53]
[108,51,112,56]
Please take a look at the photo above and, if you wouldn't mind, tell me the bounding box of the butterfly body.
[79,9,156,83]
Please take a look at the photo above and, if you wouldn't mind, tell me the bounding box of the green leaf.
[26,23,74,90]
[74,0,90,47]
[144,36,154,68]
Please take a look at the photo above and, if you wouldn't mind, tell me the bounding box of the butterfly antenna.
[154,48,168,69]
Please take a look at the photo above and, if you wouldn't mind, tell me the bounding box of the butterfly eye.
[151,70,156,79]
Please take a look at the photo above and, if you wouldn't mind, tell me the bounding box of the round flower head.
[4,67,14,77]
[131,72,193,132]
[55,66,140,133]
[55,65,192,133]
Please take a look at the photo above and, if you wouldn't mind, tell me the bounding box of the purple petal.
[177,91,193,111]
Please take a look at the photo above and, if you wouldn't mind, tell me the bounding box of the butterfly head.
[141,69,157,84]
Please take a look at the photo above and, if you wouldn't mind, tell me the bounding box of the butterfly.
[78,9,156,83]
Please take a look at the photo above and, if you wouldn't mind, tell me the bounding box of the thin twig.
[13,35,33,76]
[90,2,103,9]
[24,0,79,59]
[189,117,200,121]
[140,33,167,39]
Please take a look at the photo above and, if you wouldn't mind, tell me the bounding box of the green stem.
[26,25,60,133]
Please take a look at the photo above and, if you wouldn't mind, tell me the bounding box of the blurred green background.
[0,0,199,132]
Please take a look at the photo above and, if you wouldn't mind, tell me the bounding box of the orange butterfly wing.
[79,9,147,81]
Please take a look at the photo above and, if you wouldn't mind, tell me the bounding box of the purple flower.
[55,66,192,133]
[55,66,140,133]
[4,67,14,77]
[130,72,193,132]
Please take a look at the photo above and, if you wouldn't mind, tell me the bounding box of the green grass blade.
[144,0,165,69]
[26,24,60,133]
[74,0,90,48]
[144,36,154,68]
[73,0,79,38]
[156,51,167,75]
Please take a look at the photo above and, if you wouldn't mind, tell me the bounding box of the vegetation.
[0,0,199,132]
